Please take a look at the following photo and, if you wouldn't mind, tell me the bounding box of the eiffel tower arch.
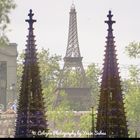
[54,4,92,111]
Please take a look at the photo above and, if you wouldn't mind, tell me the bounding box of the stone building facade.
[0,43,17,110]
[0,109,16,138]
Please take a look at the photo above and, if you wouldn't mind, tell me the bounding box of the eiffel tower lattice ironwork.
[54,4,91,111]
[15,10,48,138]
[96,11,129,138]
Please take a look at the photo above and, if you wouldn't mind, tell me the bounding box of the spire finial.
[105,10,116,30]
[25,9,36,29]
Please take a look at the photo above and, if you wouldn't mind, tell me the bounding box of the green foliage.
[86,63,101,107]
[0,0,16,46]
[48,110,75,137]
[37,49,61,110]
[61,67,88,88]
[125,88,140,137]
[16,53,24,95]
[128,65,140,83]
[123,65,140,137]
[79,112,91,132]
[125,41,140,58]
[47,91,75,137]
[124,42,140,137]
[122,65,140,94]
[37,49,61,88]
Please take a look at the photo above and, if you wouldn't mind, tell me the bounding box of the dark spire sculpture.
[15,9,48,138]
[53,4,91,111]
[96,11,129,138]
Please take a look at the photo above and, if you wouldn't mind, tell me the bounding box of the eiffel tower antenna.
[72,0,75,7]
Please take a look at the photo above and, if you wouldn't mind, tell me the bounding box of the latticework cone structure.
[59,4,88,88]
[15,9,48,138]
[96,11,129,138]
[54,4,91,111]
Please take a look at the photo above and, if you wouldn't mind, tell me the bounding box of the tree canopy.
[125,41,140,58]
[124,41,140,137]
[0,0,16,46]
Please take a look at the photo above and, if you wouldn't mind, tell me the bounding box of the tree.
[47,93,75,137]
[85,63,101,107]
[37,49,61,110]
[125,41,140,58]
[79,112,91,135]
[124,42,140,137]
[0,0,16,46]
[125,87,140,137]
[128,65,140,84]
[124,65,140,137]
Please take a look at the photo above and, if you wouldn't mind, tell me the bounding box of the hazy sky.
[8,0,140,70]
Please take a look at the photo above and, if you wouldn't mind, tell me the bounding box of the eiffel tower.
[54,4,91,111]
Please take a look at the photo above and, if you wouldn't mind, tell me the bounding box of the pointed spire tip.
[105,10,116,26]
[29,9,32,13]
[25,9,36,29]
[109,10,111,14]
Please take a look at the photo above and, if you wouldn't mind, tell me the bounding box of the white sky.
[7,0,140,71]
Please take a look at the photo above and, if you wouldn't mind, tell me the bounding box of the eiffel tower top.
[65,4,81,58]
[25,9,36,29]
[71,2,75,10]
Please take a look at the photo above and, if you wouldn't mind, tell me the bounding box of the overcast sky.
[8,0,140,71]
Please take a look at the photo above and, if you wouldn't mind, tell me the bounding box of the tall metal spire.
[59,4,87,88]
[15,9,48,138]
[54,5,91,111]
[66,3,80,58]
[96,11,129,138]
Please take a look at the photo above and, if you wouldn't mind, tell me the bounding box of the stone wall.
[0,43,17,110]
[0,109,16,138]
